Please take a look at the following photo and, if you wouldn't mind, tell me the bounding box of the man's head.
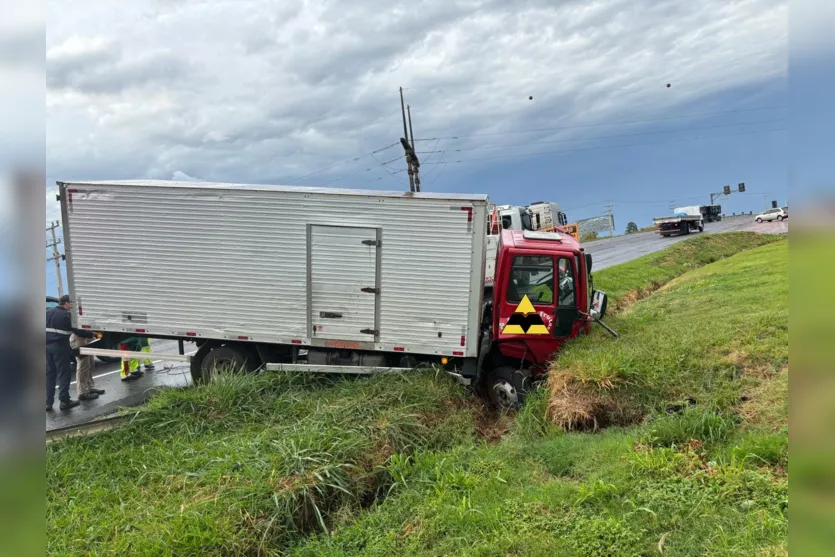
[59,294,72,309]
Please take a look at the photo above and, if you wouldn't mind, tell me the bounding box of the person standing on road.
[138,336,155,372]
[46,294,96,411]
[70,332,105,401]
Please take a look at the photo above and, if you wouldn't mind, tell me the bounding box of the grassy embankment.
[47,232,787,556]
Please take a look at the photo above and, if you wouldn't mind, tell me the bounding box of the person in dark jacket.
[46,294,97,411]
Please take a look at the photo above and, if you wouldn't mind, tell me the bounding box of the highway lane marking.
[57,351,197,388]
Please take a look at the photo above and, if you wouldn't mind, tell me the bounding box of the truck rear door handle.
[319,312,343,319]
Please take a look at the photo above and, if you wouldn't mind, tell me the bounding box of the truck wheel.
[698,224,704,232]
[191,344,254,384]
[485,366,530,410]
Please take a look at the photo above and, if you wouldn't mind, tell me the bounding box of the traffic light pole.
[710,183,745,206]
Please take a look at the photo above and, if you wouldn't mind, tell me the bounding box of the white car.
[755,208,787,223]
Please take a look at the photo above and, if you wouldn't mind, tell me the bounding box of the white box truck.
[58,179,608,408]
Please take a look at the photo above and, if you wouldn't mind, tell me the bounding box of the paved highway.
[46,215,787,432]
[46,339,194,431]
[586,216,788,271]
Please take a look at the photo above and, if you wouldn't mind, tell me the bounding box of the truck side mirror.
[590,290,607,319]
[585,253,593,273]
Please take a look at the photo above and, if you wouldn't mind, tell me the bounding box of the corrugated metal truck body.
[59,180,488,358]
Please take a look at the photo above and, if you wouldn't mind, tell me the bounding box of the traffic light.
[738,182,745,193]
[723,185,731,195]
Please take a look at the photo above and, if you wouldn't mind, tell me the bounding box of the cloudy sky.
[45,0,795,293]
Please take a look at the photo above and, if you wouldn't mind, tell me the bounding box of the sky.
[42,0,803,295]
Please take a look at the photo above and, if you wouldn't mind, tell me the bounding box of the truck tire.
[191,344,255,384]
[698,223,704,232]
[485,366,530,410]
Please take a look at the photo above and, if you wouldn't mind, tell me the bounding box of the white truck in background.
[527,201,569,231]
[484,201,570,288]
[653,205,705,237]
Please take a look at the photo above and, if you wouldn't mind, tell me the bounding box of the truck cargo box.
[58,180,489,358]
[528,201,568,230]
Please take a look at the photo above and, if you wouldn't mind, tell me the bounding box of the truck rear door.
[308,225,381,343]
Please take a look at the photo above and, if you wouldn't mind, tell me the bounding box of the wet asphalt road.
[584,215,788,271]
[45,215,787,432]
[45,339,195,431]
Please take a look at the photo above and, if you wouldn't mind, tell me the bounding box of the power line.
[369,151,408,186]
[413,118,784,155]
[395,126,786,171]
[283,142,399,185]
[413,105,786,142]
[319,154,404,186]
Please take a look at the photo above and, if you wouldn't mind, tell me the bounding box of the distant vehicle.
[653,205,705,237]
[700,204,722,223]
[755,208,787,223]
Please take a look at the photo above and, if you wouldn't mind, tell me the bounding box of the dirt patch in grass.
[739,366,789,432]
[546,372,642,431]
[473,404,515,442]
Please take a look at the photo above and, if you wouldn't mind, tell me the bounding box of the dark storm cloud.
[45,0,788,219]
[47,39,197,94]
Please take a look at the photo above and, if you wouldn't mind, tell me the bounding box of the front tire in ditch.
[485,366,530,410]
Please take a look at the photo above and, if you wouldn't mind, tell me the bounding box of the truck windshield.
[507,256,554,304]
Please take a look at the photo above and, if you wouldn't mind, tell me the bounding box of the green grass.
[47,233,788,556]
[548,237,788,430]
[593,232,781,312]
[290,237,788,557]
[292,427,787,556]
[47,370,479,555]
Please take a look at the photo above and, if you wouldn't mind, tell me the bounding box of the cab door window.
[507,255,554,305]
[557,257,576,307]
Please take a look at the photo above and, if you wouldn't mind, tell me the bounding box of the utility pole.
[399,87,416,192]
[407,104,420,192]
[669,200,677,213]
[46,220,64,298]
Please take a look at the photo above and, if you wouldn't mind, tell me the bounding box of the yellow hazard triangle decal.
[503,295,550,335]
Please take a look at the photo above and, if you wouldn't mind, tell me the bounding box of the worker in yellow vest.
[119,337,155,381]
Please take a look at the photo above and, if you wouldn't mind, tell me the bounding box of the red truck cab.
[478,229,605,407]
